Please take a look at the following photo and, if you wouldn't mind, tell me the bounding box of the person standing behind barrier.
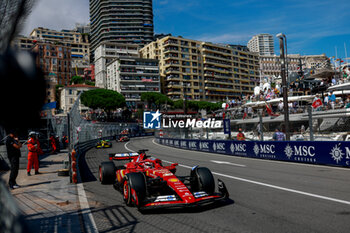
[324,94,329,109]
[273,128,286,141]
[27,132,40,175]
[329,91,336,110]
[6,130,22,189]
[50,134,57,154]
[236,128,246,141]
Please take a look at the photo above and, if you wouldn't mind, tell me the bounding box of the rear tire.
[99,161,116,184]
[191,167,215,194]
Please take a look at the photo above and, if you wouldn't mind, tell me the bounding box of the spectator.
[324,94,329,109]
[329,91,336,110]
[332,77,337,85]
[278,100,284,113]
[273,128,286,141]
[6,130,22,189]
[236,128,245,141]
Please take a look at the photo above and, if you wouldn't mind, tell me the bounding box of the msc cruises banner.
[156,138,350,167]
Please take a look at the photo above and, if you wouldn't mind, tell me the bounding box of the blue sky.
[23,0,350,58]
[154,0,350,58]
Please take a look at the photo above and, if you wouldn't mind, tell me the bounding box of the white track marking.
[211,160,246,167]
[211,171,350,206]
[77,183,99,233]
[152,139,350,171]
[161,159,350,206]
[124,141,134,152]
[148,139,350,206]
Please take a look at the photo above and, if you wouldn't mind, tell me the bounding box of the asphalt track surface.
[80,137,350,233]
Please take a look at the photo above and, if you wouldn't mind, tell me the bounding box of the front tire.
[123,173,147,207]
[99,161,116,184]
[191,167,215,194]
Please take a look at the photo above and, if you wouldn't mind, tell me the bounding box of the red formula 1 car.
[99,150,229,210]
[117,136,129,142]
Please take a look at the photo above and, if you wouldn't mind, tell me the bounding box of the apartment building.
[32,42,71,104]
[59,84,99,114]
[247,33,274,56]
[260,54,330,78]
[94,42,139,88]
[30,27,90,75]
[106,57,160,106]
[33,42,72,85]
[140,36,260,101]
[89,0,154,54]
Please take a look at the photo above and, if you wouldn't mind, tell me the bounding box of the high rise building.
[89,0,154,54]
[106,57,160,107]
[94,42,139,88]
[140,36,260,102]
[247,33,274,56]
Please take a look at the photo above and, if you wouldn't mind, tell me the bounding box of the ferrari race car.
[96,140,112,149]
[99,150,229,210]
[117,136,130,142]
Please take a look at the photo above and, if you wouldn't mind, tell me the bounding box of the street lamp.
[276,33,290,140]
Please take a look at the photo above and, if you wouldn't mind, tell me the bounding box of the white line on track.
[77,183,99,233]
[145,139,350,206]
[211,160,246,167]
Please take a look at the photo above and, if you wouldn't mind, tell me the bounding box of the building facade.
[84,64,95,81]
[94,42,139,88]
[247,33,274,56]
[89,0,154,54]
[32,42,72,104]
[260,54,330,78]
[106,57,160,107]
[140,36,260,101]
[30,27,90,76]
[59,84,99,114]
[33,42,72,85]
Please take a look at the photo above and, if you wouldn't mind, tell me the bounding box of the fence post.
[259,110,264,141]
[308,105,314,141]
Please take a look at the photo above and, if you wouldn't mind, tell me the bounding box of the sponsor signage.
[157,138,350,168]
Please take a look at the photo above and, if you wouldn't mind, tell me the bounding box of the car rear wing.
[109,152,139,160]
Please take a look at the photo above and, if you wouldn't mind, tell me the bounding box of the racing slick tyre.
[99,161,116,184]
[191,167,215,194]
[123,172,147,207]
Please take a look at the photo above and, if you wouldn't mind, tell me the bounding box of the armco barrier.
[156,138,350,168]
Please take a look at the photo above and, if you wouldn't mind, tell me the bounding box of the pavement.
[1,150,85,233]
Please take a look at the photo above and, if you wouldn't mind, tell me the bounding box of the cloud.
[21,0,89,35]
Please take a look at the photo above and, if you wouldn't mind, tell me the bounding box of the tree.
[170,100,221,112]
[70,76,84,85]
[85,81,95,86]
[81,89,126,112]
[141,92,173,110]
